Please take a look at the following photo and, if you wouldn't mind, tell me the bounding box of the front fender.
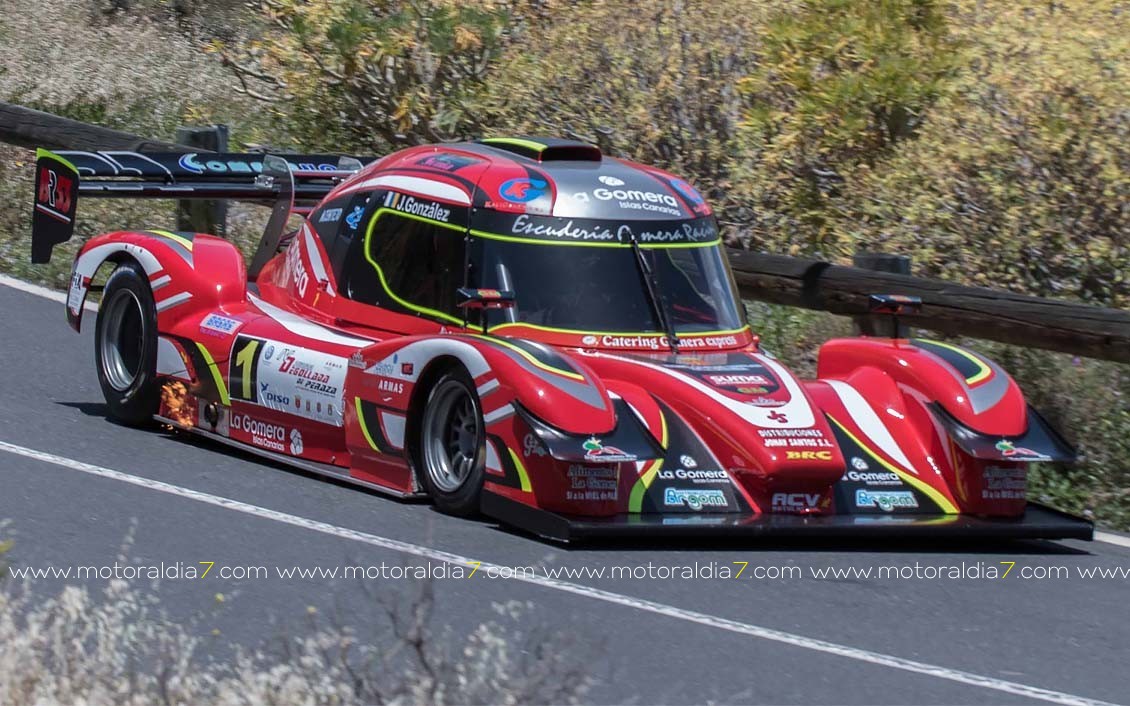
[66,230,247,332]
[817,337,1028,436]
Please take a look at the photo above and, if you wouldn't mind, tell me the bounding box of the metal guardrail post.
[852,252,912,338]
[175,125,229,237]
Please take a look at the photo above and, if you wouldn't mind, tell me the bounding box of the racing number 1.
[230,336,262,403]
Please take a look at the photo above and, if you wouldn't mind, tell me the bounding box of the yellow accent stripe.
[195,343,230,406]
[470,228,721,250]
[149,230,194,251]
[507,448,533,492]
[828,415,959,514]
[918,339,992,385]
[487,320,752,340]
[468,334,586,382]
[629,410,669,512]
[364,207,465,325]
[355,397,380,452]
[36,148,78,174]
[482,137,547,153]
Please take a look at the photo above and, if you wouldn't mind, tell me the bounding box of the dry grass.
[0,574,591,705]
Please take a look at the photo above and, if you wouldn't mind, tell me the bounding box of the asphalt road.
[1,276,1128,706]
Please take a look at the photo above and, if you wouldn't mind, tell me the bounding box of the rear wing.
[31,148,373,271]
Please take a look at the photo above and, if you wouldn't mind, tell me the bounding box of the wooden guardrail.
[727,251,1130,363]
[2,101,1128,363]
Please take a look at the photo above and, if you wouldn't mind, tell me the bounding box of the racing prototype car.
[30,137,1092,541]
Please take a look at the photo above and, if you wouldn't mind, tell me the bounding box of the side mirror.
[457,288,516,310]
[868,294,922,315]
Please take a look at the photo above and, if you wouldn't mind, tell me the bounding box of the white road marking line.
[1094,531,1130,549]
[0,439,1115,706]
[0,274,1121,552]
[0,274,97,311]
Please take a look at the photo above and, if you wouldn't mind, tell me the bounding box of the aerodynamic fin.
[31,149,80,263]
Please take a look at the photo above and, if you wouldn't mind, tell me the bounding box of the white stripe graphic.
[155,291,192,312]
[0,439,1115,706]
[346,175,471,205]
[248,293,374,347]
[825,378,917,472]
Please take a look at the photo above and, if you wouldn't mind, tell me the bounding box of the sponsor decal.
[593,187,681,217]
[235,337,347,426]
[851,457,870,471]
[365,353,405,378]
[416,153,479,172]
[401,362,414,376]
[841,470,903,486]
[376,378,403,394]
[230,413,287,453]
[771,492,823,512]
[706,374,772,387]
[318,208,343,223]
[284,238,310,297]
[994,440,1050,460]
[982,465,1026,500]
[523,433,547,458]
[664,487,727,510]
[758,428,835,449]
[598,175,625,186]
[384,191,452,222]
[855,489,919,511]
[582,437,636,463]
[260,382,291,407]
[747,395,784,407]
[37,166,74,223]
[177,153,338,175]
[349,352,366,368]
[581,335,598,346]
[510,215,617,243]
[289,428,304,455]
[499,177,547,203]
[768,410,788,424]
[345,205,365,230]
[670,177,708,213]
[588,333,740,351]
[67,271,85,314]
[634,221,718,244]
[566,464,618,502]
[199,313,240,337]
[785,450,834,461]
[657,468,730,484]
[679,454,697,468]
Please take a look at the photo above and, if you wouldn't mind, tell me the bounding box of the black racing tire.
[418,367,486,516]
[94,262,161,426]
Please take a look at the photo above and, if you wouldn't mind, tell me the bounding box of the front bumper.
[482,493,1093,543]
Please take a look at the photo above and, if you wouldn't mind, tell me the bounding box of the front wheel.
[419,368,486,516]
[94,262,160,425]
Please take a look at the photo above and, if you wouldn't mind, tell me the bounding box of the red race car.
[30,138,1092,541]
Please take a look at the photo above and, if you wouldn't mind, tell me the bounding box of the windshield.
[471,216,746,334]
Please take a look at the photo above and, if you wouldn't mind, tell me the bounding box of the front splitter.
[481,493,1093,543]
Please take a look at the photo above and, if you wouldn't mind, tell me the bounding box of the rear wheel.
[95,262,160,425]
[419,368,486,516]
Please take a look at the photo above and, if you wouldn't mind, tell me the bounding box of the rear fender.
[66,230,247,332]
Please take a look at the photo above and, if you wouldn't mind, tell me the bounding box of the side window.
[342,204,465,323]
[309,195,353,257]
